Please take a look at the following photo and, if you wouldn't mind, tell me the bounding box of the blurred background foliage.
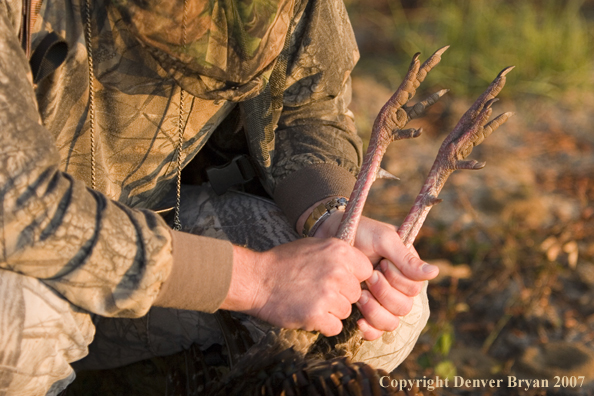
[344,0,594,100]
[347,2,594,393]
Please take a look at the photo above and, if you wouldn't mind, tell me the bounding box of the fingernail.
[422,263,438,274]
[369,271,379,285]
[359,291,369,305]
[380,260,388,272]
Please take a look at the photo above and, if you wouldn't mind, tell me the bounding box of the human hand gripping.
[220,238,373,337]
[295,50,511,342]
[302,207,438,340]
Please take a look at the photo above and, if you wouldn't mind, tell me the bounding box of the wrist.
[297,196,349,238]
[311,209,344,238]
[220,245,263,314]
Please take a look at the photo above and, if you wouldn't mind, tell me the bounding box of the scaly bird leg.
[210,53,516,396]
[337,46,450,244]
[307,48,450,359]
[398,66,514,248]
[316,60,513,372]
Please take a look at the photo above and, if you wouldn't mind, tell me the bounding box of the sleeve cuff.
[153,230,234,313]
[273,163,356,228]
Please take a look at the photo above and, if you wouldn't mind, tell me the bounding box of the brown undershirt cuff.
[153,230,233,313]
[274,163,357,229]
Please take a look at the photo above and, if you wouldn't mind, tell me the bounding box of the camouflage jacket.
[0,0,361,318]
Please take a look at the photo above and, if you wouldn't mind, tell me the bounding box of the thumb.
[376,237,438,281]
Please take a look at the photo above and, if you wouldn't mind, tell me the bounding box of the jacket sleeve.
[0,10,174,318]
[271,0,363,227]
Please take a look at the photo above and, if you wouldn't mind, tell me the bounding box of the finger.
[408,243,421,259]
[326,238,373,282]
[374,233,438,281]
[347,246,374,282]
[339,274,363,304]
[329,294,353,320]
[356,290,400,332]
[365,270,415,316]
[352,217,397,264]
[380,259,423,297]
[358,318,384,341]
[316,314,343,337]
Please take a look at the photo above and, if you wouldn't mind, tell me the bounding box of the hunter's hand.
[315,211,439,340]
[222,238,373,337]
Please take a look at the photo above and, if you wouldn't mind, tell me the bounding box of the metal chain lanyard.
[84,0,96,190]
[173,0,188,231]
[83,0,186,230]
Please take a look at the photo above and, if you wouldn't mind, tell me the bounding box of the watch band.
[302,197,349,238]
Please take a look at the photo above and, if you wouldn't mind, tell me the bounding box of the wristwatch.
[302,197,349,238]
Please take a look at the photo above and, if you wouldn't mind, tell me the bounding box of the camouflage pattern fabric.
[3,0,365,356]
[0,0,429,393]
[111,0,295,90]
[0,1,175,321]
[0,184,428,394]
[73,185,297,373]
[33,0,361,207]
[0,185,292,395]
[0,269,93,396]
